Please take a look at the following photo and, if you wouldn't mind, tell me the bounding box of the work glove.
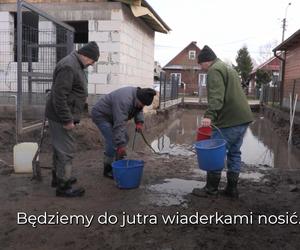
[116,146,127,160]
[135,122,143,133]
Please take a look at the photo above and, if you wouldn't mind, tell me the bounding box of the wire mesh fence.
[0,1,74,135]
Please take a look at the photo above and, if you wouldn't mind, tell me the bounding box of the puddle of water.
[241,117,300,168]
[239,172,265,182]
[192,168,265,182]
[151,135,195,156]
[153,110,300,169]
[145,178,205,206]
[129,109,300,169]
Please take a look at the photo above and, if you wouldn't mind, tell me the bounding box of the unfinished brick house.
[163,41,207,97]
[0,0,170,97]
[273,29,300,111]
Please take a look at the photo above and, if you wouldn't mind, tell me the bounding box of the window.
[198,73,207,86]
[57,21,88,62]
[65,21,88,43]
[170,73,181,85]
[272,71,279,85]
[14,12,39,62]
[189,50,196,60]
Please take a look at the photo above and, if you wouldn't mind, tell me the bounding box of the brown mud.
[0,111,300,250]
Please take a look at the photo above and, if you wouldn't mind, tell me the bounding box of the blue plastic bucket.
[194,139,227,171]
[112,159,144,189]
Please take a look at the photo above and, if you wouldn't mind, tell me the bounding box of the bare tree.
[258,40,279,64]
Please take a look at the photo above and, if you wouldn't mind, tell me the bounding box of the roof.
[163,65,202,70]
[273,29,300,51]
[110,0,171,33]
[163,41,201,69]
[250,56,281,75]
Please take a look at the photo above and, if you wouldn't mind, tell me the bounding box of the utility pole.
[282,2,291,42]
[278,2,292,108]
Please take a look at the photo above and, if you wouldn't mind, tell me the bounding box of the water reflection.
[246,116,300,168]
[150,135,195,156]
[130,109,300,169]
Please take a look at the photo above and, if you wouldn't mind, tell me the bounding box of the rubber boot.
[192,172,221,197]
[221,172,239,199]
[55,179,85,198]
[51,170,77,188]
[103,154,114,179]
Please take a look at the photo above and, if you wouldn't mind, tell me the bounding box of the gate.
[159,71,181,109]
[0,0,75,137]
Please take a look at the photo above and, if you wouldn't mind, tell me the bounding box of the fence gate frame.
[159,71,180,109]
[16,0,74,136]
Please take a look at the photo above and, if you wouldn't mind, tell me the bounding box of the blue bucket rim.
[194,139,226,150]
[112,159,144,169]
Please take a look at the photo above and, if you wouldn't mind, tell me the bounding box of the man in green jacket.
[193,45,253,199]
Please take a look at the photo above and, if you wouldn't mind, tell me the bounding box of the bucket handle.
[210,124,226,140]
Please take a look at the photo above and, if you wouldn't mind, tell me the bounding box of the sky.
[147,0,300,67]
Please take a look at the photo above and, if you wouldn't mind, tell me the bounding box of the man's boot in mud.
[56,179,85,197]
[51,170,77,188]
[221,172,239,199]
[192,172,221,197]
[103,154,114,179]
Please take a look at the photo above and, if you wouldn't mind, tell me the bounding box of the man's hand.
[135,122,143,133]
[201,118,211,127]
[63,121,75,130]
[116,146,127,160]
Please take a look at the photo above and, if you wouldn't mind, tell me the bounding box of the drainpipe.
[273,50,285,108]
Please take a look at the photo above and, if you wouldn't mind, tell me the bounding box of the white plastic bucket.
[13,142,38,173]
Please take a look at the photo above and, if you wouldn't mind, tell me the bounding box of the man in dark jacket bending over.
[46,41,99,197]
[91,87,156,179]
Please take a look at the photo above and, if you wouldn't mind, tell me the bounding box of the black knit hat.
[198,45,217,63]
[78,41,100,61]
[136,87,157,106]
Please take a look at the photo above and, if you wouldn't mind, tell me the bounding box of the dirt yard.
[0,111,300,250]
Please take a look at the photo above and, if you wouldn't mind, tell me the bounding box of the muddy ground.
[0,110,300,250]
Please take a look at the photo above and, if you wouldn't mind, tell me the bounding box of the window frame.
[189,50,196,60]
[170,72,181,85]
[198,73,207,87]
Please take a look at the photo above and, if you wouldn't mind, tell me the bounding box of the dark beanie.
[78,41,100,61]
[198,45,217,63]
[136,87,157,106]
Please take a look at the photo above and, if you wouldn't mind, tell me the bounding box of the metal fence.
[261,79,300,110]
[159,71,180,109]
[261,82,281,106]
[0,0,74,135]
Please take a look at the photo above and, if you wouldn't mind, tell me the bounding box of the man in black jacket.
[46,41,99,197]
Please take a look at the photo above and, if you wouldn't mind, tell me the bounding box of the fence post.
[159,71,163,109]
[28,46,32,105]
[66,30,74,55]
[17,0,23,137]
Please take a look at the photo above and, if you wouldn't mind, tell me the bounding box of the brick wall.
[165,69,207,95]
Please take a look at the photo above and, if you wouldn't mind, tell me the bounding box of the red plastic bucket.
[196,127,212,141]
